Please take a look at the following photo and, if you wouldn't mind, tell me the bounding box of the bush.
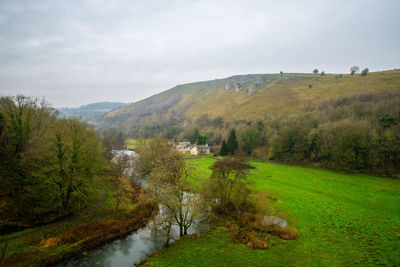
[361,68,369,76]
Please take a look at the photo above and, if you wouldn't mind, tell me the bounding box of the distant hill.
[97,70,400,130]
[58,102,129,123]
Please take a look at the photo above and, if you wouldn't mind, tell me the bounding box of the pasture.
[144,157,400,266]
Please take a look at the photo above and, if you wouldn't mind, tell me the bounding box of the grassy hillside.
[143,157,400,266]
[100,70,400,129]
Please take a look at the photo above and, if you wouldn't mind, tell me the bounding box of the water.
[57,207,208,267]
[56,150,208,267]
[111,149,137,158]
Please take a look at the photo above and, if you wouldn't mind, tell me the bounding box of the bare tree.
[149,148,204,236]
[350,66,359,75]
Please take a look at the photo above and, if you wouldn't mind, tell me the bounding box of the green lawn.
[144,158,400,266]
[125,138,139,149]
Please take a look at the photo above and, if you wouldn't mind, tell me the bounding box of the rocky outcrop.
[247,83,260,96]
[225,81,234,90]
[261,216,288,229]
[224,74,264,93]
[234,83,243,91]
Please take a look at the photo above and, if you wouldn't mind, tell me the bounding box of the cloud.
[0,0,399,107]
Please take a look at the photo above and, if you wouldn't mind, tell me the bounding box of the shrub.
[361,68,369,76]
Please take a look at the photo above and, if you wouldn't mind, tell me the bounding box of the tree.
[227,129,238,155]
[333,125,370,172]
[273,123,310,162]
[350,66,359,75]
[220,140,228,156]
[313,69,319,74]
[211,116,224,128]
[203,157,252,216]
[115,152,135,178]
[52,117,106,213]
[0,96,108,228]
[149,148,203,236]
[197,134,207,145]
[361,68,369,76]
[379,115,396,128]
[321,71,325,76]
[114,131,126,149]
[113,176,134,211]
[240,127,258,155]
[147,205,176,247]
[0,96,59,224]
[135,137,170,174]
[183,127,199,144]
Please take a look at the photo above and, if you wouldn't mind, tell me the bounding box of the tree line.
[0,96,109,232]
[136,91,399,176]
[234,92,400,176]
[104,90,399,176]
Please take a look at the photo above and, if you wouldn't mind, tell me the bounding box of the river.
[56,149,208,267]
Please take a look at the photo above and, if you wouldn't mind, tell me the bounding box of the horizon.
[2,68,398,108]
[46,68,400,108]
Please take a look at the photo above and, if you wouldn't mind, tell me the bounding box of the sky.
[0,0,399,107]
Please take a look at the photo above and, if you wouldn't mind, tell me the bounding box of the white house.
[176,142,192,154]
[190,144,210,156]
[175,142,210,156]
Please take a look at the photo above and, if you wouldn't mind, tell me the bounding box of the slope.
[59,101,129,122]
[99,70,400,130]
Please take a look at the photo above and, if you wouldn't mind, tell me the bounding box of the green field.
[144,157,400,266]
[125,138,139,149]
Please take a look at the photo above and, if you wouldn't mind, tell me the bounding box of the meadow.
[144,157,400,266]
[125,138,139,149]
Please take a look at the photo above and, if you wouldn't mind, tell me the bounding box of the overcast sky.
[0,0,399,107]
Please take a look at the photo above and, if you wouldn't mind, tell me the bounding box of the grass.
[125,138,139,149]
[143,158,400,266]
[0,175,151,267]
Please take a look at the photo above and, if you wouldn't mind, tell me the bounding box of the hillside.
[58,101,129,122]
[98,70,400,130]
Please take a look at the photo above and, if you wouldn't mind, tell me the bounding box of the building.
[175,142,210,156]
[176,142,192,154]
[190,144,210,156]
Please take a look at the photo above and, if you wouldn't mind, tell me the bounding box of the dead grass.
[41,216,147,248]
[222,190,298,249]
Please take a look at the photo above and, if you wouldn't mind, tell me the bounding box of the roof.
[196,144,209,149]
[178,142,191,145]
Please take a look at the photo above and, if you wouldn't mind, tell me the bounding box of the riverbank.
[0,175,154,267]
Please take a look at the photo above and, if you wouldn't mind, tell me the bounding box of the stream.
[56,149,209,267]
